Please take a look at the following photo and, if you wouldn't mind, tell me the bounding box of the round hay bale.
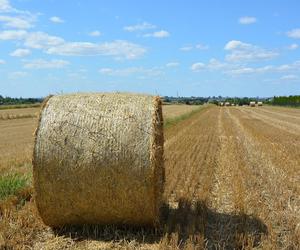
[250,101,256,107]
[33,93,164,227]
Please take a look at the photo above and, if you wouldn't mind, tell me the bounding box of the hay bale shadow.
[161,198,268,248]
[53,198,268,247]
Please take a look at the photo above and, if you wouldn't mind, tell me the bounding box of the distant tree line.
[0,95,42,105]
[222,97,261,106]
[163,96,209,105]
[163,96,268,106]
[269,95,300,107]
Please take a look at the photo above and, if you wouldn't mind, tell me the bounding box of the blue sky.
[0,0,300,97]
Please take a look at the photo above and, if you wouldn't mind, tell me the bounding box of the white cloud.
[0,29,146,60]
[287,29,300,39]
[0,0,12,12]
[226,50,278,62]
[226,66,273,76]
[206,58,228,70]
[195,43,209,50]
[287,43,298,50]
[9,71,28,78]
[47,40,146,59]
[0,59,5,64]
[23,59,69,69]
[191,59,229,72]
[180,46,193,51]
[280,74,298,80]
[224,40,278,62]
[224,40,251,50]
[0,29,27,40]
[239,16,257,25]
[0,15,34,29]
[191,62,205,72]
[99,68,113,74]
[0,0,35,15]
[24,31,65,49]
[227,67,255,75]
[144,30,170,38]
[275,61,300,72]
[166,62,179,67]
[10,48,31,57]
[190,54,300,78]
[0,30,65,49]
[225,62,300,76]
[49,16,64,23]
[180,43,209,51]
[88,30,101,37]
[124,22,156,32]
[99,67,163,77]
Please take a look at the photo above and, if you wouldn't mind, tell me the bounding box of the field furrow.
[238,107,300,135]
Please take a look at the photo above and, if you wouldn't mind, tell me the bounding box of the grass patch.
[0,174,29,201]
[164,106,206,128]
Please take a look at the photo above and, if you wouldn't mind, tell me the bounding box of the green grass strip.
[164,105,208,129]
[0,173,29,200]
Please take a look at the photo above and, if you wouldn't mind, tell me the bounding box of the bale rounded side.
[33,93,164,227]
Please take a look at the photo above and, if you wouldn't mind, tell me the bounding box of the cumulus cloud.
[46,40,146,59]
[49,16,64,23]
[180,46,193,51]
[0,0,37,30]
[225,61,300,76]
[166,62,179,67]
[23,59,69,69]
[191,59,229,72]
[180,43,209,51]
[0,0,13,13]
[287,29,300,39]
[99,66,163,77]
[195,43,209,50]
[0,29,27,40]
[224,40,278,62]
[9,71,28,78]
[24,31,64,49]
[280,74,298,80]
[0,29,63,49]
[224,40,251,50]
[226,66,273,76]
[0,59,5,64]
[88,30,101,37]
[144,30,170,38]
[124,22,156,32]
[287,43,298,50]
[190,55,300,77]
[0,29,146,60]
[239,16,257,25]
[191,62,206,72]
[10,48,31,57]
[0,15,34,29]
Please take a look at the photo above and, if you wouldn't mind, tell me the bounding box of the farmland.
[0,104,299,249]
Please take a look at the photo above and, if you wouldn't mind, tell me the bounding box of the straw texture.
[33,93,164,227]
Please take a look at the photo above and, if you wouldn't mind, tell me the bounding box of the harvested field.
[0,104,299,249]
[0,118,38,174]
[0,107,39,120]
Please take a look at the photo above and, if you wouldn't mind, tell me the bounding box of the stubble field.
[0,104,299,249]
